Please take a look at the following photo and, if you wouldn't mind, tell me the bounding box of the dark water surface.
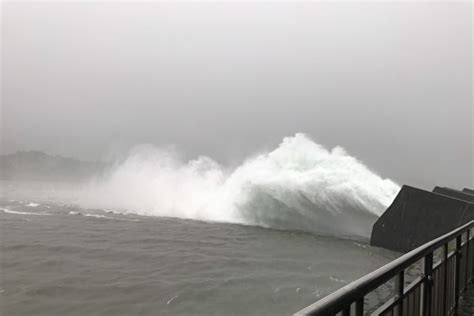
[0,199,399,316]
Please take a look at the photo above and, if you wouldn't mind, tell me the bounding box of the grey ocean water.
[0,136,404,315]
[0,198,399,316]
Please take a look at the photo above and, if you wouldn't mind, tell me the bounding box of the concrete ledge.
[433,186,474,202]
[463,188,474,195]
[370,185,474,252]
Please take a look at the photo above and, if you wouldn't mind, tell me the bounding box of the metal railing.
[294,220,474,316]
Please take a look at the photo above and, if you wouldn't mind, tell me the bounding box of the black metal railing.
[294,220,474,316]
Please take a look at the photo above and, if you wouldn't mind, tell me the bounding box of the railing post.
[355,298,364,316]
[422,252,433,316]
[442,243,448,316]
[465,229,470,290]
[471,228,474,283]
[454,235,462,314]
[395,270,404,316]
[342,306,350,316]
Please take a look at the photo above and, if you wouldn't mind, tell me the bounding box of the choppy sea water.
[0,198,400,316]
[0,135,404,315]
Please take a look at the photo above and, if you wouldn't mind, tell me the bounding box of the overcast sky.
[1,1,472,189]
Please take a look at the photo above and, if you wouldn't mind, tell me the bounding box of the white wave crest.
[68,211,111,219]
[1,207,50,216]
[79,134,400,239]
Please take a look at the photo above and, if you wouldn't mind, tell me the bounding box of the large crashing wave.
[80,134,400,239]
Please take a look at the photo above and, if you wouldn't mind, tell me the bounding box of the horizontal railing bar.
[371,295,397,315]
[434,260,443,270]
[294,220,474,316]
[433,250,456,267]
[371,277,426,315]
[371,275,426,314]
[373,275,427,314]
[403,276,424,295]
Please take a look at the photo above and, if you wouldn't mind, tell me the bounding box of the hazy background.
[1,1,472,189]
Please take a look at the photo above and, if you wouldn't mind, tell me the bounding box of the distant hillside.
[0,151,106,182]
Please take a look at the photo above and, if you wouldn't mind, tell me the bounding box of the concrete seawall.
[463,188,474,195]
[371,185,474,252]
[433,186,474,202]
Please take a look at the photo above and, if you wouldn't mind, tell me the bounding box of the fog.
[1,1,472,189]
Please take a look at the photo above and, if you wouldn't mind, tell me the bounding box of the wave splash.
[80,134,400,239]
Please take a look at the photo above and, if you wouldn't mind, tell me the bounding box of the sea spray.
[79,133,400,239]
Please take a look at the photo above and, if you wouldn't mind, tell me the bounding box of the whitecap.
[329,276,347,283]
[166,295,179,305]
[1,208,49,216]
[68,211,112,219]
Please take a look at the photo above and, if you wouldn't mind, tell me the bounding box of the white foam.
[26,202,39,207]
[68,211,112,219]
[1,207,49,216]
[329,276,347,283]
[166,295,179,305]
[78,134,400,239]
[104,209,124,215]
[84,213,110,219]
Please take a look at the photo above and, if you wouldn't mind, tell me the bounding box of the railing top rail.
[294,220,474,316]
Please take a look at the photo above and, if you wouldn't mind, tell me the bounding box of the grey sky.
[1,1,472,189]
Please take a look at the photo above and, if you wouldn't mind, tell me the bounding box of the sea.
[0,198,402,316]
[1,134,403,315]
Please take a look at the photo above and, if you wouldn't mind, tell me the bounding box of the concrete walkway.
[459,284,474,316]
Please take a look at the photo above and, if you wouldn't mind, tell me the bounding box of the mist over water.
[80,134,400,239]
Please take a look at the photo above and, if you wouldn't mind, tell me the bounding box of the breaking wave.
[79,133,400,239]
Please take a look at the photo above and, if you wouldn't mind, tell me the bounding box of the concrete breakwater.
[371,185,474,252]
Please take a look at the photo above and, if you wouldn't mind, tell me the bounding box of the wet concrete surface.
[459,284,474,316]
